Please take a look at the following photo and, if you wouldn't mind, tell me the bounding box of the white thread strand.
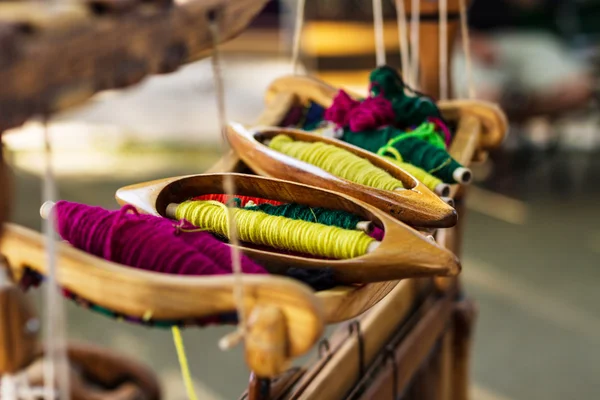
[41,123,70,400]
[439,0,448,100]
[395,0,411,84]
[459,0,476,98]
[410,0,420,88]
[372,0,386,66]
[208,15,246,348]
[291,0,306,74]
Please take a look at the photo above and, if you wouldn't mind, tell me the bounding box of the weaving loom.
[0,0,507,399]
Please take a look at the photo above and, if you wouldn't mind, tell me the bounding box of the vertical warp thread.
[372,0,386,66]
[291,0,306,74]
[395,0,411,84]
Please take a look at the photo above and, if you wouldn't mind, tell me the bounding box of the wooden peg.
[245,305,288,378]
[0,265,40,374]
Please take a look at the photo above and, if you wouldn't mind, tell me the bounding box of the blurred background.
[3,0,600,399]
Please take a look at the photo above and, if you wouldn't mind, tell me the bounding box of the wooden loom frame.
[0,0,508,398]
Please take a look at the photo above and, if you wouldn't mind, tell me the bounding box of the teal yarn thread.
[341,126,467,184]
[245,202,363,231]
[378,136,463,184]
[369,66,442,127]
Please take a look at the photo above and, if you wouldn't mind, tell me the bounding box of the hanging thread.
[192,194,283,207]
[41,121,71,400]
[173,200,377,259]
[244,202,367,231]
[410,0,420,88]
[291,0,306,74]
[372,0,386,66]
[209,11,247,353]
[395,0,411,84]
[172,326,198,400]
[439,0,449,100]
[459,0,476,98]
[268,134,404,191]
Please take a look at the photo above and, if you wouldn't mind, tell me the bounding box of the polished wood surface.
[0,0,269,132]
[246,305,288,378]
[0,265,39,375]
[0,223,323,362]
[226,123,457,229]
[294,280,422,399]
[358,288,456,399]
[116,173,460,283]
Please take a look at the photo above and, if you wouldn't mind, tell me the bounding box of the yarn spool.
[168,201,380,259]
[341,127,471,184]
[378,136,471,184]
[383,157,450,196]
[41,200,267,275]
[244,202,373,233]
[267,134,404,191]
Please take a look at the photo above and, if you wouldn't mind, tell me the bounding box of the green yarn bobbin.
[245,202,363,231]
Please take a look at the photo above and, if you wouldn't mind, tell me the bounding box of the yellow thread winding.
[172,326,198,400]
[383,156,444,193]
[268,134,404,191]
[175,200,375,259]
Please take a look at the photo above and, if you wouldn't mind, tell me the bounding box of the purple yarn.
[348,96,395,132]
[54,201,267,276]
[324,89,360,127]
[325,90,395,132]
[370,227,385,241]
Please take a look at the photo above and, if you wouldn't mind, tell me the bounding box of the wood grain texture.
[116,173,460,284]
[294,280,423,399]
[0,275,39,374]
[358,288,455,400]
[246,305,288,377]
[0,223,323,360]
[227,123,457,229]
[0,0,269,132]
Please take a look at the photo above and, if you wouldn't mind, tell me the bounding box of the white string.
[395,0,411,84]
[459,0,476,98]
[41,122,70,400]
[208,13,246,350]
[291,0,306,74]
[410,0,420,89]
[439,0,448,100]
[372,0,386,66]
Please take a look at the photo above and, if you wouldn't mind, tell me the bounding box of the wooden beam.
[0,0,269,132]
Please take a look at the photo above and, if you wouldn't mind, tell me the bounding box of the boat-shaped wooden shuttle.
[226,123,457,229]
[116,173,461,283]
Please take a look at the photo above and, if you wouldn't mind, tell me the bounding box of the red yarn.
[348,96,395,132]
[324,90,360,127]
[54,201,267,275]
[192,194,283,207]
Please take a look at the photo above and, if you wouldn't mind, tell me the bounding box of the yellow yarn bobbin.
[383,156,450,196]
[268,134,404,191]
[174,200,376,259]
